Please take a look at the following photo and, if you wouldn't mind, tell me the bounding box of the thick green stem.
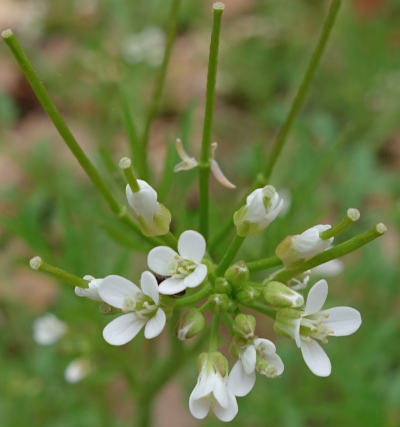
[215,234,245,276]
[242,302,276,319]
[29,256,88,288]
[247,255,282,272]
[2,30,158,248]
[209,313,220,352]
[141,0,182,179]
[320,208,360,240]
[273,223,387,282]
[198,3,225,241]
[137,396,152,427]
[262,0,342,181]
[175,283,213,307]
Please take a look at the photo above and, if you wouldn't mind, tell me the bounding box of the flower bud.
[176,309,205,341]
[263,281,304,308]
[273,308,302,342]
[233,185,283,237]
[210,352,229,377]
[229,334,248,359]
[224,261,249,287]
[208,293,231,313]
[236,286,260,304]
[214,277,232,294]
[233,313,256,339]
[275,225,333,269]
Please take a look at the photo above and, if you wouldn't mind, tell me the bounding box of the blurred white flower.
[278,188,291,217]
[64,358,92,384]
[148,230,208,295]
[312,259,344,277]
[74,275,103,301]
[33,313,67,345]
[274,280,362,377]
[98,272,166,346]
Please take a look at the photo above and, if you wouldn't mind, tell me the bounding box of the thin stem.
[320,208,360,240]
[209,313,220,352]
[222,313,234,334]
[141,0,182,179]
[262,0,342,181]
[198,3,225,240]
[247,255,283,272]
[119,157,140,192]
[273,223,387,282]
[175,283,213,307]
[215,234,245,276]
[209,217,233,253]
[137,396,152,427]
[29,256,88,288]
[119,87,140,164]
[242,302,276,319]
[2,30,157,248]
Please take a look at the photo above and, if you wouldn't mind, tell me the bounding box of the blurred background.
[0,0,399,426]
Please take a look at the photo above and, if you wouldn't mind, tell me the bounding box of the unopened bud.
[176,309,205,341]
[224,261,249,287]
[210,352,229,377]
[208,293,231,313]
[233,313,256,339]
[236,286,260,304]
[29,256,42,270]
[263,281,304,308]
[214,277,232,294]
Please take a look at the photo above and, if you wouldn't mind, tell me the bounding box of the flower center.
[122,293,157,318]
[169,255,196,278]
[300,313,332,343]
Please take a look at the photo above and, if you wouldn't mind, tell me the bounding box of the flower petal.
[144,308,166,339]
[300,338,331,377]
[264,352,285,376]
[212,389,238,422]
[322,306,362,336]
[184,264,208,288]
[254,338,276,355]
[178,230,206,263]
[240,345,257,375]
[147,246,177,276]
[210,159,236,189]
[189,390,211,420]
[213,375,229,408]
[158,278,187,295]
[126,180,158,219]
[98,275,140,309]
[228,361,256,397]
[74,286,102,302]
[304,279,328,315]
[102,313,145,346]
[191,371,217,400]
[140,271,159,304]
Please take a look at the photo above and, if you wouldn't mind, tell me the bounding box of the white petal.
[245,189,266,223]
[312,259,344,277]
[191,371,217,400]
[189,390,210,420]
[304,279,328,315]
[178,230,206,263]
[184,264,208,288]
[210,159,236,189]
[228,361,256,397]
[300,338,331,377]
[241,345,256,375]
[102,313,145,346]
[126,180,158,219]
[144,308,166,339]
[74,286,102,302]
[214,375,230,409]
[212,389,238,422]
[158,278,187,295]
[254,338,276,354]
[98,275,140,309]
[147,246,178,276]
[140,271,159,304]
[264,352,285,376]
[322,306,362,336]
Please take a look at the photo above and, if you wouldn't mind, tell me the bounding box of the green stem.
[141,0,182,179]
[273,223,387,282]
[29,256,88,288]
[209,217,233,253]
[119,87,140,164]
[320,208,360,240]
[209,313,220,352]
[198,3,225,241]
[222,313,234,334]
[215,234,245,276]
[137,396,152,427]
[247,255,282,272]
[242,302,276,319]
[161,231,178,249]
[262,0,342,181]
[2,30,157,248]
[175,283,213,307]
[119,157,140,192]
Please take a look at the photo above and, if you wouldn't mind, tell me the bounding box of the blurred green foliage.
[0,0,399,426]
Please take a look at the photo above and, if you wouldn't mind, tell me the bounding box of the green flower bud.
[208,293,231,313]
[214,277,232,294]
[233,313,256,339]
[138,204,171,237]
[224,261,249,287]
[210,352,229,377]
[274,308,302,340]
[176,309,205,341]
[263,281,304,308]
[236,286,260,304]
[229,334,248,359]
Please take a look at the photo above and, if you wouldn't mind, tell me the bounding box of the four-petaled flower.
[274,279,362,377]
[228,338,284,397]
[98,272,166,346]
[147,230,208,295]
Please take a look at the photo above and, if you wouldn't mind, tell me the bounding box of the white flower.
[276,224,334,268]
[275,280,362,377]
[64,358,92,384]
[234,185,283,236]
[189,353,238,422]
[228,338,284,397]
[126,179,171,236]
[98,272,166,346]
[74,275,103,301]
[147,230,208,295]
[312,259,344,277]
[33,313,67,345]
